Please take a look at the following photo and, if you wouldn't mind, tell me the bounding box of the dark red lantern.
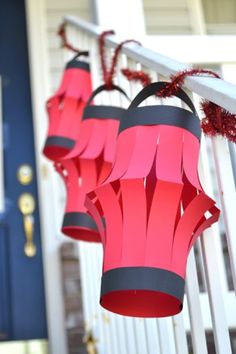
[86,82,220,317]
[43,55,92,161]
[56,84,128,242]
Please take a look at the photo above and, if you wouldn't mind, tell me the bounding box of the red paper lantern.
[43,56,92,161]
[86,82,220,317]
[56,85,128,242]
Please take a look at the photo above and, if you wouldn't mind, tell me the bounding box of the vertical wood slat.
[83,245,97,331]
[144,319,162,354]
[228,142,236,185]
[211,137,236,292]
[133,319,149,354]
[112,315,129,354]
[93,246,109,354]
[123,318,138,354]
[89,244,106,353]
[172,315,189,354]
[78,243,90,332]
[84,244,102,340]
[199,134,232,354]
[186,250,208,354]
[157,318,177,354]
[93,247,109,354]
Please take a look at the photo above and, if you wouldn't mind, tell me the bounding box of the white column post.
[92,0,146,37]
[25,1,68,354]
[186,0,206,34]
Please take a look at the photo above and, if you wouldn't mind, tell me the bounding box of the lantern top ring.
[66,59,90,72]
[119,105,201,139]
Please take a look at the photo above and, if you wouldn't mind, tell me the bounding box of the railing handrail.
[64,15,236,113]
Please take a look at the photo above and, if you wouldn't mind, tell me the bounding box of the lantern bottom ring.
[43,136,75,160]
[100,266,185,318]
[62,212,101,243]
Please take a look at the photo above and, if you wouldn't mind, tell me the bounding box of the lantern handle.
[72,51,89,60]
[129,81,197,115]
[86,84,130,107]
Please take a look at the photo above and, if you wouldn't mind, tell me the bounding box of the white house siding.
[142,0,195,34]
[45,0,91,92]
[202,0,236,34]
[202,0,236,24]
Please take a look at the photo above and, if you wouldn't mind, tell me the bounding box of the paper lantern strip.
[69,104,124,180]
[65,85,127,185]
[86,83,220,318]
[54,159,100,242]
[43,58,92,161]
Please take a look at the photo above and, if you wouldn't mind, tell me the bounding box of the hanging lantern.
[56,84,128,242]
[43,54,92,161]
[86,82,220,317]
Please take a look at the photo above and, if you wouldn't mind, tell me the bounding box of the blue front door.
[0,0,48,341]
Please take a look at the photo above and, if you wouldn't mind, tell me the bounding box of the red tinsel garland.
[156,68,220,97]
[121,68,152,87]
[165,68,236,143]
[58,23,89,55]
[201,101,236,143]
[98,31,140,89]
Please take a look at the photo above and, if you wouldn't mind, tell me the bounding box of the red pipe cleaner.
[58,22,88,55]
[98,31,140,89]
[98,30,115,87]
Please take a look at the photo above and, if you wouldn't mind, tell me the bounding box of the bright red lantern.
[86,82,220,317]
[56,85,128,242]
[43,56,92,161]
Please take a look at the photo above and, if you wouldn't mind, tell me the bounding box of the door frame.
[24,1,68,353]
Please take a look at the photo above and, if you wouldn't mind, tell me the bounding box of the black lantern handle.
[72,51,89,60]
[86,84,130,107]
[129,81,197,114]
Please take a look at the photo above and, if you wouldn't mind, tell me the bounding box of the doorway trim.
[24,1,68,353]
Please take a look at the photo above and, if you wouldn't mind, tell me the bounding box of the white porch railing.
[62,15,236,354]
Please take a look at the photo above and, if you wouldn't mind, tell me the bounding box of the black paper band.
[83,105,125,121]
[44,136,75,149]
[66,60,90,72]
[101,267,185,302]
[63,212,98,231]
[119,105,201,139]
